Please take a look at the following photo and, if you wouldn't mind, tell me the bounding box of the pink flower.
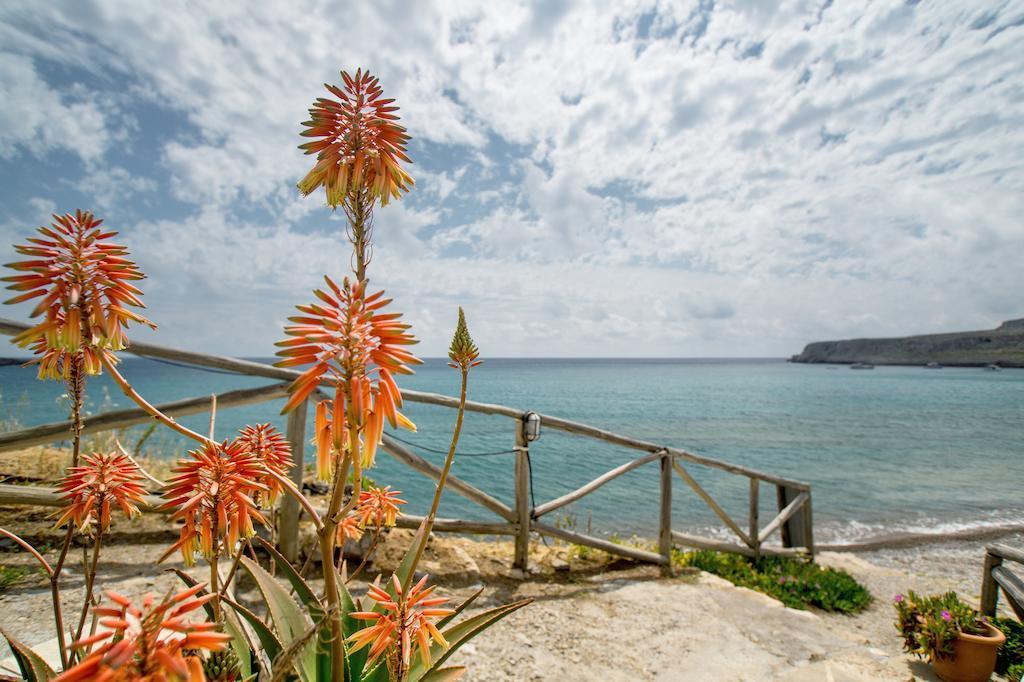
[941,610,951,622]
[894,594,904,603]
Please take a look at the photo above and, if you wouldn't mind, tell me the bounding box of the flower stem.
[405,367,469,589]
[100,355,211,446]
[74,530,103,642]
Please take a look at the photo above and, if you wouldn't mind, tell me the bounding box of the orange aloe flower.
[356,485,406,529]
[235,423,293,506]
[348,574,454,670]
[276,276,420,476]
[160,440,268,566]
[52,451,148,535]
[2,210,154,380]
[297,68,413,207]
[55,585,229,682]
[337,513,363,544]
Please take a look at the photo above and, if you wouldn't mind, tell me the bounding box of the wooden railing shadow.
[0,317,814,572]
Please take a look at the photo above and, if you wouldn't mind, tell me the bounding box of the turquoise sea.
[1,357,1022,546]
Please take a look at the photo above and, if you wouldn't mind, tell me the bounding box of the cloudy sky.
[1,1,1022,358]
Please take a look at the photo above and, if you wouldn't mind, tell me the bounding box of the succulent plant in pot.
[895,590,1005,682]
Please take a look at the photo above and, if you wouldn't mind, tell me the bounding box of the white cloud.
[0,52,111,162]
[1,0,1023,356]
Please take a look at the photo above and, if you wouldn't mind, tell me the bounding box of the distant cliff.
[791,318,1024,367]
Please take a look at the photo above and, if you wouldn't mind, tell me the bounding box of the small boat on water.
[985,364,1002,371]
[925,362,942,369]
[850,362,875,370]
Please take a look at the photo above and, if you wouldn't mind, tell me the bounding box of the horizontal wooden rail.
[671,531,804,559]
[533,519,668,565]
[380,434,517,523]
[532,451,664,518]
[0,383,290,454]
[0,483,165,512]
[394,514,516,535]
[989,543,1024,564]
[538,413,809,490]
[991,567,1024,620]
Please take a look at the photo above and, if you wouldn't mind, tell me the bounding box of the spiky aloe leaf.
[222,595,285,668]
[167,568,254,679]
[437,587,483,629]
[335,572,368,680]
[406,599,533,681]
[421,667,467,681]
[0,628,56,681]
[249,539,338,682]
[391,517,430,598]
[239,556,317,682]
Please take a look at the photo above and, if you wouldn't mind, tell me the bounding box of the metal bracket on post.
[279,398,308,563]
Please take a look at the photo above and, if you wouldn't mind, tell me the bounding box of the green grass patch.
[675,549,872,614]
[995,616,1024,680]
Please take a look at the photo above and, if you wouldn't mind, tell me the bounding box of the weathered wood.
[749,479,760,557]
[659,452,672,575]
[0,383,291,454]
[278,399,308,563]
[0,483,166,512]
[533,519,668,565]
[671,531,804,559]
[394,514,515,535]
[671,459,750,546]
[513,419,530,570]
[777,484,792,547]
[802,491,815,556]
[379,434,517,523]
[992,566,1024,620]
[532,451,663,518]
[538,412,810,490]
[981,549,1004,617]
[758,491,809,544]
[989,543,1024,565]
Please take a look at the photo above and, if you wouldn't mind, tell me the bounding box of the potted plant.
[895,590,1006,682]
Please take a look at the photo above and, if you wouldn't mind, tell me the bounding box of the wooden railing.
[0,317,814,571]
[981,543,1024,620]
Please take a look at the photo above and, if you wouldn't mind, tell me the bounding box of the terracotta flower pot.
[930,622,1006,682]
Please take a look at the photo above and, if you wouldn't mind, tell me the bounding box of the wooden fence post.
[981,548,1003,617]
[802,490,815,557]
[659,452,673,575]
[749,478,760,559]
[513,416,530,571]
[279,399,308,563]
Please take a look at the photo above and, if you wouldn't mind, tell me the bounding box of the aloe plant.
[1,66,530,682]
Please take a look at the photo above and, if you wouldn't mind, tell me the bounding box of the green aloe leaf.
[167,568,254,679]
[239,555,317,682]
[407,599,533,681]
[250,538,333,682]
[223,595,285,668]
[420,667,467,681]
[336,572,368,680]
[0,628,56,681]
[437,587,483,629]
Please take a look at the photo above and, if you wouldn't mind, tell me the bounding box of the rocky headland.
[791,318,1024,367]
